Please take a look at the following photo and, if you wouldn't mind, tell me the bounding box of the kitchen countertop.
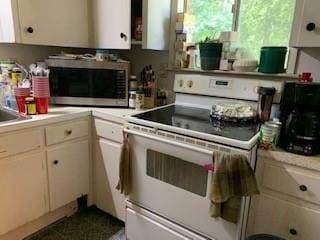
[259,148,320,172]
[0,106,141,134]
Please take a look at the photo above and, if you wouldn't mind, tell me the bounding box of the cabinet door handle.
[120,32,127,40]
[65,129,72,135]
[299,185,308,192]
[289,228,297,236]
[53,160,59,165]
[306,22,316,31]
[27,27,34,33]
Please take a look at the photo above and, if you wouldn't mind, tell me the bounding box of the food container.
[211,101,257,123]
[233,59,258,72]
[258,124,276,150]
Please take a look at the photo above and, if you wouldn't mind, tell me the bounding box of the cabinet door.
[95,139,126,221]
[0,152,48,235]
[248,194,295,239]
[290,0,320,47]
[292,206,320,240]
[47,140,90,211]
[91,0,131,49]
[0,0,16,42]
[142,0,171,50]
[17,0,89,47]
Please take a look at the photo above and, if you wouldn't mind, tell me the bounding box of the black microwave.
[46,59,129,107]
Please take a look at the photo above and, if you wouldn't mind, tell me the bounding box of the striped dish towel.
[116,132,131,196]
[210,152,259,223]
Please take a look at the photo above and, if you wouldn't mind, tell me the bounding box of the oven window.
[146,150,208,197]
[49,67,126,99]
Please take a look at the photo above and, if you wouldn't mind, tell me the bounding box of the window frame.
[173,0,297,74]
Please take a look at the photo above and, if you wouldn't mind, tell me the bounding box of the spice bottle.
[25,97,37,115]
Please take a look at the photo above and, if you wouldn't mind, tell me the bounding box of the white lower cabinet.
[249,194,295,239]
[95,139,125,221]
[248,156,320,240]
[0,151,48,235]
[47,140,90,211]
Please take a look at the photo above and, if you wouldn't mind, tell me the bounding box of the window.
[187,0,235,43]
[184,0,295,60]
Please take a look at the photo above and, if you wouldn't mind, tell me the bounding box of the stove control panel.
[174,74,285,103]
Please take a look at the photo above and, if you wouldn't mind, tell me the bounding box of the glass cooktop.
[132,105,260,142]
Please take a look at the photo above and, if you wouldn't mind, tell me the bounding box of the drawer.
[0,130,43,159]
[94,118,123,143]
[126,207,207,240]
[262,162,320,205]
[46,119,89,146]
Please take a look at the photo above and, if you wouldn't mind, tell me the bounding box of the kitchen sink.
[0,108,29,123]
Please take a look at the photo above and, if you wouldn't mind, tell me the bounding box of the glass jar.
[129,91,136,109]
[129,75,138,91]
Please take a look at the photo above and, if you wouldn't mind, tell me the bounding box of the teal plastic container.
[258,47,287,73]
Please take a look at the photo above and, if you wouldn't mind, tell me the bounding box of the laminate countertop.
[0,106,142,134]
[259,148,320,172]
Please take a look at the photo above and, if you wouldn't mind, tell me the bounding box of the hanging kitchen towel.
[210,152,259,223]
[116,131,131,196]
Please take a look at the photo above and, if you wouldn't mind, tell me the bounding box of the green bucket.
[199,42,222,70]
[258,47,287,73]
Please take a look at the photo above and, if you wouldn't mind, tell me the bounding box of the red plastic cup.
[15,96,27,113]
[35,97,49,114]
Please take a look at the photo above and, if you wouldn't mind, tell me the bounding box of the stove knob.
[187,80,193,88]
[179,80,184,87]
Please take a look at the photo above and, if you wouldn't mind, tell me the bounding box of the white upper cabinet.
[290,0,320,47]
[91,0,131,49]
[0,0,89,47]
[17,0,89,47]
[142,0,171,50]
[0,0,17,42]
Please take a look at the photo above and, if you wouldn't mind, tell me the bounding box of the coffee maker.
[279,82,320,156]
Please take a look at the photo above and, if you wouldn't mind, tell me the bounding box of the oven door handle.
[123,128,214,156]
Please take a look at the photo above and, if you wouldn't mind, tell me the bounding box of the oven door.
[126,129,248,240]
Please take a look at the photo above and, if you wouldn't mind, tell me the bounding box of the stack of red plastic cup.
[32,76,50,114]
[14,87,31,113]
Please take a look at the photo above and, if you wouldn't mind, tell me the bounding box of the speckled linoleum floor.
[24,206,124,240]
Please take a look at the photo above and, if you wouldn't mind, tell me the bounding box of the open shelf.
[167,68,298,80]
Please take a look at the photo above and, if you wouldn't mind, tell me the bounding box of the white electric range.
[124,74,284,240]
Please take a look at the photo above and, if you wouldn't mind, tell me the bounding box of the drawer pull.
[53,160,59,165]
[65,130,72,135]
[299,185,308,192]
[289,228,297,236]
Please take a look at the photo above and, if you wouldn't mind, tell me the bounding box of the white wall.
[0,43,174,101]
[296,48,320,82]
[0,43,92,66]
